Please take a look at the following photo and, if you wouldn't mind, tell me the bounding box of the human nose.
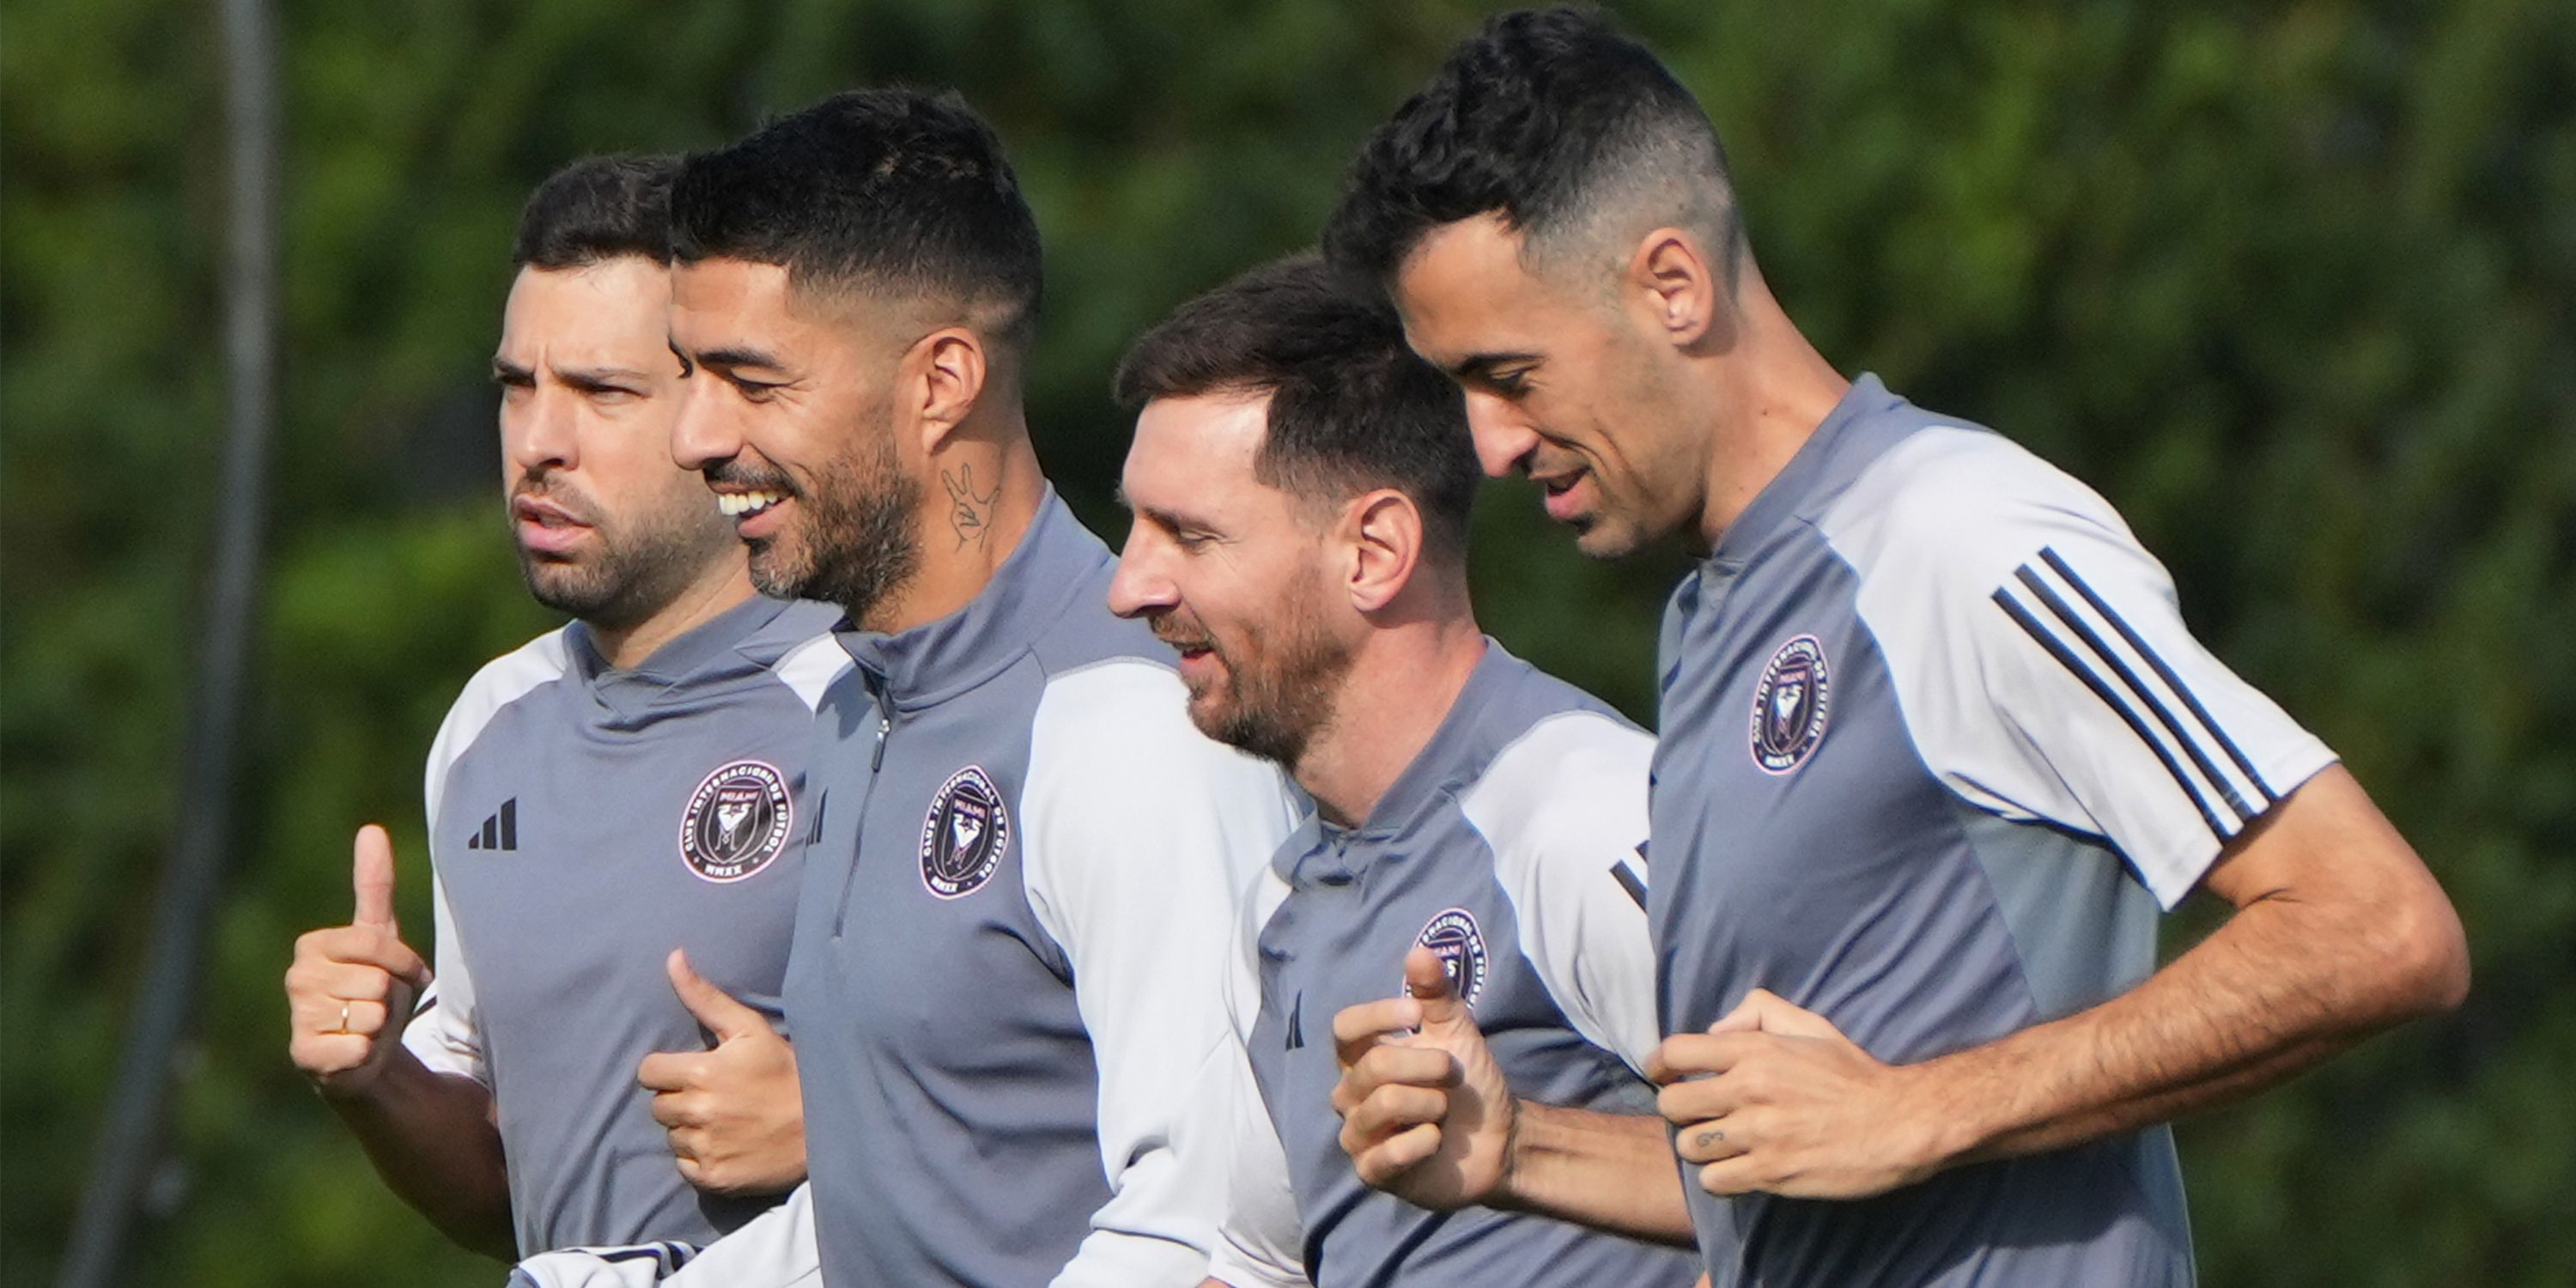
[668,372,736,472]
[1462,390,1539,478]
[505,384,577,474]
[1106,526,1179,620]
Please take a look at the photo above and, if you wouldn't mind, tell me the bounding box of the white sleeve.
[507,1185,819,1287]
[1193,866,1308,1288]
[404,633,568,1082]
[1199,1035,1309,1288]
[1827,427,2338,908]
[1022,659,1305,1288]
[1458,711,1663,1073]
[400,870,485,1083]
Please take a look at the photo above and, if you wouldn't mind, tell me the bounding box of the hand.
[1647,988,1947,1200]
[1328,945,1518,1209]
[284,825,432,1097]
[638,949,805,1196]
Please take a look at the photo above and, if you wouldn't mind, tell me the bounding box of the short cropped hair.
[1115,253,1479,561]
[511,154,679,270]
[671,88,1044,352]
[1323,5,1743,289]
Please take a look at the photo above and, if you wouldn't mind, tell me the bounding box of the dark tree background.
[5,1,2570,1283]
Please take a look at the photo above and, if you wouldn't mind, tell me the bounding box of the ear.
[908,327,989,454]
[1627,228,1727,350]
[1342,489,1425,615]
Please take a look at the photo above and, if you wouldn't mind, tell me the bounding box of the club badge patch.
[920,765,1011,899]
[1409,908,1490,1010]
[678,760,793,883]
[1749,634,1832,775]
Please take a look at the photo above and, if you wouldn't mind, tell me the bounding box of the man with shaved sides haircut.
[1321,8,2469,1286]
[286,155,842,1266]
[524,90,1302,1288]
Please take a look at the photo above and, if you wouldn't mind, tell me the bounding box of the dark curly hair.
[671,88,1043,353]
[1323,6,1742,292]
[513,154,678,270]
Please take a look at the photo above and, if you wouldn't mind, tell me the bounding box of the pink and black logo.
[920,765,1011,900]
[1750,634,1831,775]
[679,759,793,882]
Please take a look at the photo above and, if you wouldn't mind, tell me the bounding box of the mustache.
[511,474,598,526]
[702,458,799,496]
[1147,612,1217,653]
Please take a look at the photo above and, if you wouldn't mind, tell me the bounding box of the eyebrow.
[1112,487,1187,528]
[1449,350,1541,383]
[1134,501,1222,537]
[554,366,652,393]
[689,343,788,373]
[491,356,534,383]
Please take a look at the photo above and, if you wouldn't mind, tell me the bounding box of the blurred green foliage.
[5,0,2572,1284]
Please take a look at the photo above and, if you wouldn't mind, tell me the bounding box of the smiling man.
[1317,8,2470,1287]
[285,155,843,1263]
[512,89,1301,1288]
[1109,254,1702,1288]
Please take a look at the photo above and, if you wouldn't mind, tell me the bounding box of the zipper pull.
[860,666,893,772]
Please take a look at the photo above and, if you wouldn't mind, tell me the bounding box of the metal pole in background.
[57,0,280,1281]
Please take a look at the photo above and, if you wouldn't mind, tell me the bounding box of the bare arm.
[1493,1101,1694,1244]
[1934,764,2464,1159]
[322,1048,515,1259]
[1656,766,2470,1197]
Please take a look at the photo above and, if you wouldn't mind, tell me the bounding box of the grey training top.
[1650,375,2335,1286]
[1204,645,1702,1288]
[407,593,848,1255]
[787,492,1301,1288]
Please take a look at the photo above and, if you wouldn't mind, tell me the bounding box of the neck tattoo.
[943,463,1001,551]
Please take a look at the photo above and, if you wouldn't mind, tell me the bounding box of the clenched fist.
[285,824,433,1097]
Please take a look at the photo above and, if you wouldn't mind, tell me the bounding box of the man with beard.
[515,89,1303,1288]
[1319,9,2470,1286]
[1106,253,1701,1288]
[284,155,844,1263]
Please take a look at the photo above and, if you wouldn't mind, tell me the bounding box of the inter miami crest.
[1409,908,1490,1010]
[679,760,793,882]
[1750,634,1832,775]
[920,765,1012,900]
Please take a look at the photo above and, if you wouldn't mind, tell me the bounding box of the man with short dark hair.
[520,89,1302,1288]
[284,155,843,1262]
[1109,254,1701,1288]
[1320,8,2470,1286]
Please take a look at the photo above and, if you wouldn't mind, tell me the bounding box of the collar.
[1273,640,1516,887]
[565,592,811,709]
[1705,372,1904,569]
[833,488,1106,708]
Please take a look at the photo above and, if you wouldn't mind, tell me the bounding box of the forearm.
[1925,890,2435,1166]
[1497,1102,1696,1246]
[326,1050,514,1259]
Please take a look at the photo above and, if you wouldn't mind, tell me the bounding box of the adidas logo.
[467,798,519,852]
